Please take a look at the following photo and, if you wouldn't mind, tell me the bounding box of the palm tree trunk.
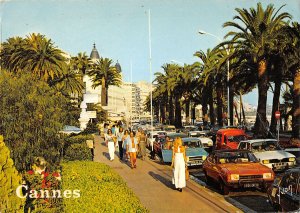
[254,59,269,138]
[208,85,215,125]
[202,90,208,125]
[270,77,282,134]
[240,92,246,124]
[101,77,107,106]
[216,85,223,126]
[234,102,240,124]
[185,100,190,124]
[168,95,174,124]
[229,85,234,125]
[174,94,182,128]
[292,68,300,139]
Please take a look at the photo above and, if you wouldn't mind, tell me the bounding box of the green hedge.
[0,135,24,212]
[61,161,148,213]
[63,135,93,161]
[64,143,92,161]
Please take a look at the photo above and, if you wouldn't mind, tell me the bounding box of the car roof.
[217,128,245,134]
[212,149,250,154]
[182,137,200,143]
[240,139,277,144]
[167,133,187,137]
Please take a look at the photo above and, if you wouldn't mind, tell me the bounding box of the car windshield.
[251,141,281,151]
[216,151,258,164]
[183,140,202,148]
[227,135,247,143]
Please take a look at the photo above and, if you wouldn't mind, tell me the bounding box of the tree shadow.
[148,171,176,190]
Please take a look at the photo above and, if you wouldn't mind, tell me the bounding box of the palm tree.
[71,52,92,75]
[16,33,67,81]
[284,22,300,140]
[88,57,121,106]
[0,36,25,73]
[223,3,291,137]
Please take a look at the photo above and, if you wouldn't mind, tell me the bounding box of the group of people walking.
[104,125,147,169]
[103,123,187,191]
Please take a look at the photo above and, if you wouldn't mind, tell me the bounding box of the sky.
[1,0,300,106]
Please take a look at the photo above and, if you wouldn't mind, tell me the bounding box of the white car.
[238,139,297,171]
[188,131,213,147]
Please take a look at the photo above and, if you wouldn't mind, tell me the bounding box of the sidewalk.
[94,135,241,213]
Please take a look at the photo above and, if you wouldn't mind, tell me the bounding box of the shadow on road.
[148,171,175,190]
[226,195,274,212]
[102,151,110,160]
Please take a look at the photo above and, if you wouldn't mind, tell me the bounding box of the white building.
[79,44,154,129]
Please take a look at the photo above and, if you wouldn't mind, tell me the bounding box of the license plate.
[244,183,259,188]
[274,163,287,167]
[189,161,202,166]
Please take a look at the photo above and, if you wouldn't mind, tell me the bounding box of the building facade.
[78,44,153,129]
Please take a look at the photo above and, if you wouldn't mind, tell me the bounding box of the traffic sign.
[275,111,280,120]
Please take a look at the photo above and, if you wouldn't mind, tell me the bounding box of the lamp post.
[198,30,230,126]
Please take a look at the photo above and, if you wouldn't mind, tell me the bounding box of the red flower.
[28,170,34,175]
[41,171,49,177]
[52,172,60,177]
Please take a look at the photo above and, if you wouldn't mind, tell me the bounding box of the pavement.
[93,135,242,213]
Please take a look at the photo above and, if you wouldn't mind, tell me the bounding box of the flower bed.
[61,161,148,212]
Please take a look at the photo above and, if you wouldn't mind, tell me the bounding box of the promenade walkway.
[94,135,241,213]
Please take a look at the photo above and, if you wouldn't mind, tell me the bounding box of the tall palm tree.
[223,3,291,137]
[16,33,67,81]
[284,22,300,140]
[88,57,121,106]
[71,52,92,75]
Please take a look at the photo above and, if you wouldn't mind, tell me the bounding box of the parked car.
[203,149,275,195]
[238,139,297,171]
[215,128,248,150]
[161,137,208,167]
[162,125,176,134]
[188,131,213,148]
[146,131,166,148]
[267,167,300,212]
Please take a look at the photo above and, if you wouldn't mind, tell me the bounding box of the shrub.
[64,134,93,147]
[0,135,24,212]
[61,161,148,212]
[63,143,92,161]
[0,71,68,172]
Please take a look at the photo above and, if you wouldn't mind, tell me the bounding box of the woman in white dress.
[105,129,117,161]
[171,137,187,192]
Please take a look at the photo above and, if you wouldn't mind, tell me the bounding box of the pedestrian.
[105,129,117,161]
[171,137,187,192]
[122,130,130,161]
[111,125,116,135]
[117,127,124,160]
[103,123,109,138]
[136,128,141,157]
[150,137,156,160]
[139,129,147,160]
[126,131,138,169]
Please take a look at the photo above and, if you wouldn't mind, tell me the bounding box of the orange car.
[215,128,248,150]
[203,149,275,195]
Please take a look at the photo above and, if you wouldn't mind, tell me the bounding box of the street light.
[198,30,230,126]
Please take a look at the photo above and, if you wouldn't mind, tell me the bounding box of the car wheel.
[273,204,282,212]
[204,171,212,185]
[219,180,230,195]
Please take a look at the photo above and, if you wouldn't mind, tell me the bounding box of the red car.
[215,129,248,150]
[203,149,275,195]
